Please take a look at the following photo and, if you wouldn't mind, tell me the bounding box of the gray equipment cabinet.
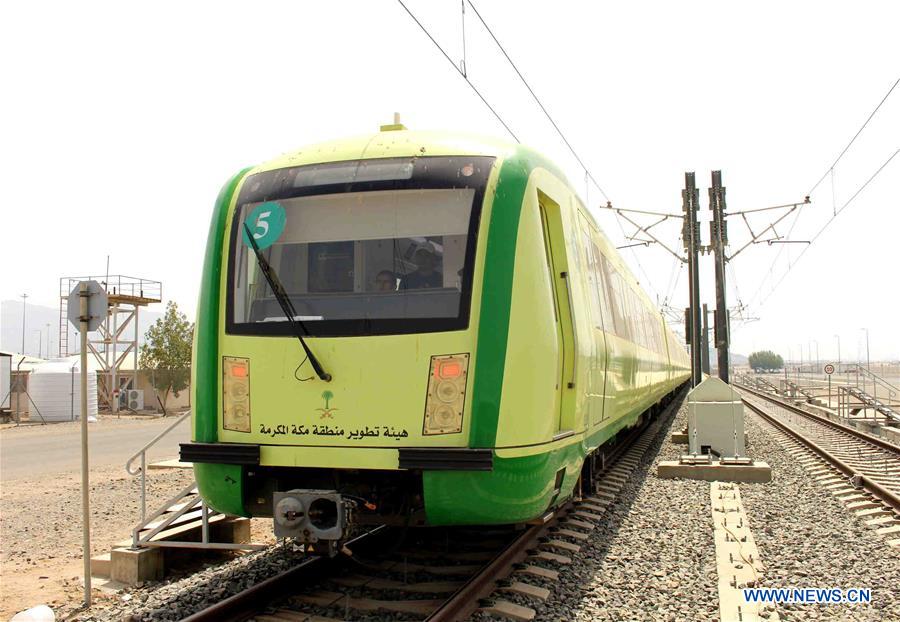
[687,376,746,459]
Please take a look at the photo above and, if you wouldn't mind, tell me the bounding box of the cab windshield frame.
[225,155,495,337]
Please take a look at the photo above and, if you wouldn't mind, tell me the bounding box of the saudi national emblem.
[316,390,338,419]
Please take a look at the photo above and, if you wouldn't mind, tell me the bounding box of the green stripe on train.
[469,148,569,448]
[193,168,251,444]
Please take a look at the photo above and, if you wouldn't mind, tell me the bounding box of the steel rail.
[736,384,900,455]
[180,387,687,622]
[179,526,389,622]
[425,519,551,622]
[742,398,900,515]
[427,388,684,621]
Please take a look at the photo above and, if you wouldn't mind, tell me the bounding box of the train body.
[182,126,690,549]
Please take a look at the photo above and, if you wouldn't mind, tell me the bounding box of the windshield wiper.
[242,223,332,382]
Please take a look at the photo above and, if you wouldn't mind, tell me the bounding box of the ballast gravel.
[63,394,900,622]
[68,542,307,622]
[490,398,899,622]
[738,413,899,621]
[518,399,721,622]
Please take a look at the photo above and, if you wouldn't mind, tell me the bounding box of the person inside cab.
[401,248,443,289]
[374,270,397,292]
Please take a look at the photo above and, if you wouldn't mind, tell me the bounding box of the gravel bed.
[1,464,196,620]
[56,393,900,622]
[512,397,720,622]
[68,542,306,622]
[739,414,900,621]
[475,396,900,622]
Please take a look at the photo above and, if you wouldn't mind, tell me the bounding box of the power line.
[747,75,899,306]
[612,211,661,303]
[466,0,610,202]
[400,1,692,311]
[758,148,899,307]
[808,76,899,196]
[395,0,520,142]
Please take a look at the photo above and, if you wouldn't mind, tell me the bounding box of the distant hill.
[707,348,748,369]
[729,352,749,366]
[1,299,162,357]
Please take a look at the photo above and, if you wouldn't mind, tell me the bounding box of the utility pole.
[78,284,92,605]
[682,172,702,387]
[701,304,710,374]
[709,171,730,382]
[861,328,870,371]
[67,279,106,607]
[20,293,28,355]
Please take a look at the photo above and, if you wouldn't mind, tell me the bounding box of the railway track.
[737,384,900,544]
[180,393,684,622]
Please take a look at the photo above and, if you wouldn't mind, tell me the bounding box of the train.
[181,122,690,554]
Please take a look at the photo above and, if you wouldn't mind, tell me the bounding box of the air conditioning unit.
[127,389,144,411]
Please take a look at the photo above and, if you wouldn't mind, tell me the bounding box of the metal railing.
[126,410,192,520]
[850,364,899,404]
[124,410,266,551]
[60,274,162,302]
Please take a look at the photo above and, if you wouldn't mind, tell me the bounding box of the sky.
[1,1,897,362]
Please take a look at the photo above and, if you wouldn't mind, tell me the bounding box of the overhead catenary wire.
[758,148,899,307]
[460,0,467,76]
[612,211,662,303]
[398,1,666,300]
[747,74,900,306]
[396,0,520,142]
[465,0,610,202]
[807,76,900,196]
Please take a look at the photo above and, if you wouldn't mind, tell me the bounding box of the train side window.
[594,243,613,332]
[604,260,629,340]
[580,228,605,329]
[640,305,650,350]
[633,298,642,348]
[631,291,644,348]
[622,284,632,341]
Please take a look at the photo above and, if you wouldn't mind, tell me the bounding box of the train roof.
[250,128,551,177]
[241,127,669,327]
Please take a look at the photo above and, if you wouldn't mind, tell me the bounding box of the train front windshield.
[227,156,494,336]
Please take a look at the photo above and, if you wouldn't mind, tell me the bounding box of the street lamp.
[860,328,870,371]
[833,334,841,370]
[20,293,28,355]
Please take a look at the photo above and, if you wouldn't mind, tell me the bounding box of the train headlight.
[223,356,251,432]
[423,354,469,435]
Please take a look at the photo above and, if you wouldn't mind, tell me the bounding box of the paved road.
[0,417,191,480]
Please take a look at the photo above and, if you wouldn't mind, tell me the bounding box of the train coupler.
[273,489,355,556]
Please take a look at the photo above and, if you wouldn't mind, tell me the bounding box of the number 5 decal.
[242,202,286,250]
[253,211,272,239]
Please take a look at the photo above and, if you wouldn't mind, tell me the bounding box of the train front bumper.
[180,442,493,471]
[180,442,579,526]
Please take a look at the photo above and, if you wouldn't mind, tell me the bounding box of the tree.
[140,301,193,413]
[748,350,784,371]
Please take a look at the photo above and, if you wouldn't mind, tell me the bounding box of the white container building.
[1,353,10,411]
[29,359,98,422]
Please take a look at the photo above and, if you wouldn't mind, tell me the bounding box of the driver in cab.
[401,248,443,289]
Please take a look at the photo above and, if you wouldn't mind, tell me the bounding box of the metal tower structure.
[60,276,162,412]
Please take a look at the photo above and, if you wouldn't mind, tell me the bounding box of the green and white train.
[181,124,690,552]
